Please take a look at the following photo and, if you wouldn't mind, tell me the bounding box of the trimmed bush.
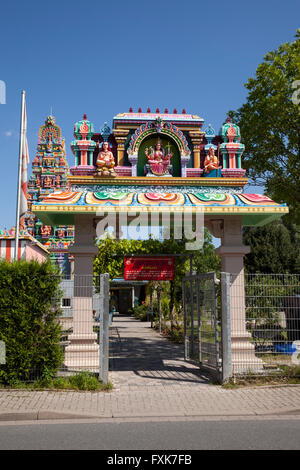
[133,304,149,321]
[0,259,63,384]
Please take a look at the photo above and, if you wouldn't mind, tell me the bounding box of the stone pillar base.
[210,215,266,377]
[231,334,264,374]
[64,339,99,373]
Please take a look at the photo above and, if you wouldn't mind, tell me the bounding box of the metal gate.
[183,272,232,382]
[60,273,110,384]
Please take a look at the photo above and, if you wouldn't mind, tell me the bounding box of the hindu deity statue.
[204,146,221,175]
[40,225,52,237]
[46,133,53,153]
[55,175,61,187]
[96,142,117,177]
[57,228,65,238]
[44,175,52,187]
[144,139,173,176]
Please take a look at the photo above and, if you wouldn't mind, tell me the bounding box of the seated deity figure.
[57,228,65,238]
[144,140,173,176]
[96,142,116,177]
[41,225,52,237]
[204,146,221,174]
[44,176,52,187]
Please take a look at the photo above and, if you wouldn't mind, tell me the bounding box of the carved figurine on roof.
[96,141,117,177]
[144,138,173,176]
[204,146,221,175]
[203,124,222,177]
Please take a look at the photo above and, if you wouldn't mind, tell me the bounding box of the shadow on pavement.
[109,315,211,385]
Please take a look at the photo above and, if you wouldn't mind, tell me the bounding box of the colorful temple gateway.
[31,108,288,372]
[32,109,287,232]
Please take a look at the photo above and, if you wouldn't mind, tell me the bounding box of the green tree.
[283,220,300,272]
[94,235,189,325]
[243,220,299,274]
[228,30,300,222]
[93,229,220,328]
[193,229,221,274]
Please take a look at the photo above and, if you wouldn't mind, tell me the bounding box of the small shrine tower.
[26,115,74,274]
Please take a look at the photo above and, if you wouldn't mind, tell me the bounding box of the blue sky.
[0,0,299,231]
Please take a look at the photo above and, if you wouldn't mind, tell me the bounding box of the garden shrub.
[0,259,63,384]
[133,304,149,321]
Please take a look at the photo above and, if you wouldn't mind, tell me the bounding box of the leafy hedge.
[0,259,63,384]
[133,304,149,321]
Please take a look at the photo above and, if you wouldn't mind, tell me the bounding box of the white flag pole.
[15,90,26,261]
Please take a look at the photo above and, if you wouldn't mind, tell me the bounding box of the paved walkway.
[0,315,300,422]
[109,315,210,389]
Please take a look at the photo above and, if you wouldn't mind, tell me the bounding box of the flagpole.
[15,90,26,260]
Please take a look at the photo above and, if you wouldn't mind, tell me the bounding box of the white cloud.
[4,130,12,137]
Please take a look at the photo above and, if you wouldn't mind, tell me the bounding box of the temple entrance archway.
[32,110,289,381]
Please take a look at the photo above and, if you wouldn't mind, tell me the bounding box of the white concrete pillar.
[64,215,99,371]
[209,216,264,373]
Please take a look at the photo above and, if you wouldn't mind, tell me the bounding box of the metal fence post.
[99,273,110,384]
[196,276,201,364]
[183,281,187,360]
[190,279,194,357]
[214,273,220,373]
[221,272,232,382]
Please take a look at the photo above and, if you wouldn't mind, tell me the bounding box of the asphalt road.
[0,417,299,451]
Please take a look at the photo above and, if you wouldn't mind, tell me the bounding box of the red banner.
[124,256,174,281]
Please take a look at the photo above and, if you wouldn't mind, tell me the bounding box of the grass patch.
[0,371,113,392]
[221,365,300,388]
